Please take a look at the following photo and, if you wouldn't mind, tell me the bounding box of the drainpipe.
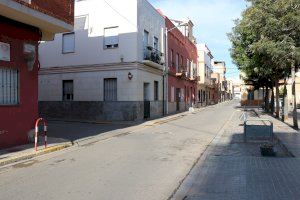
[164,27,169,116]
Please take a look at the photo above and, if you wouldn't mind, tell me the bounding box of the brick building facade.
[165,17,198,114]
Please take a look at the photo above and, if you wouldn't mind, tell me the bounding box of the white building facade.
[39,0,166,121]
[196,44,214,106]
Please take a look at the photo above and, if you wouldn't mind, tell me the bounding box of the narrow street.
[0,102,236,200]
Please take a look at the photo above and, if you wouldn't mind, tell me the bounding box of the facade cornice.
[39,62,163,76]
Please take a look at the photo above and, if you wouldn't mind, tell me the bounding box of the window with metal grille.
[63,80,73,101]
[104,78,117,101]
[154,81,159,101]
[0,68,19,105]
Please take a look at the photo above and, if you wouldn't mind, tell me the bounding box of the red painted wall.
[165,17,197,104]
[0,16,40,149]
[13,0,74,25]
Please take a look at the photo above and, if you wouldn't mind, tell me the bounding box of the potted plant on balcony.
[260,143,276,157]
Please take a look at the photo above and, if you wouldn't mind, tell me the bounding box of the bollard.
[34,118,48,151]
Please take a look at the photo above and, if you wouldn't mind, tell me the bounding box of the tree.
[229,0,300,126]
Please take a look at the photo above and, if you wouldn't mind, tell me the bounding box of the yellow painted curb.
[0,142,72,167]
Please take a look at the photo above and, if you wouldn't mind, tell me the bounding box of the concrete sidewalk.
[0,137,72,167]
[172,108,300,200]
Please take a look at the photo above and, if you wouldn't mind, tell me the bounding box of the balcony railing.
[143,46,164,65]
[175,67,186,77]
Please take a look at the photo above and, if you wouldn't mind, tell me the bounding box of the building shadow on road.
[46,120,139,143]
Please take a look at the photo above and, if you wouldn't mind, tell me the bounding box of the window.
[104,27,119,49]
[170,49,173,67]
[143,30,149,59]
[143,30,149,48]
[154,81,159,101]
[171,86,175,102]
[62,32,75,53]
[0,68,19,105]
[180,55,183,66]
[176,53,179,72]
[63,80,74,101]
[153,36,158,50]
[104,78,117,101]
[187,59,190,76]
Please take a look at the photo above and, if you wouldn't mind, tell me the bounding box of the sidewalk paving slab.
[172,108,300,200]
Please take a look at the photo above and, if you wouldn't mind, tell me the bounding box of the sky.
[149,0,248,80]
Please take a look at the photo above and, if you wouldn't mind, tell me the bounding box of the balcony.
[0,0,74,40]
[143,46,164,70]
[175,66,186,77]
[189,76,197,81]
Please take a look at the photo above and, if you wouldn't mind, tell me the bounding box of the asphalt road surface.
[0,101,236,200]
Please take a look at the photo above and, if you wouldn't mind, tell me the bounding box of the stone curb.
[0,142,73,167]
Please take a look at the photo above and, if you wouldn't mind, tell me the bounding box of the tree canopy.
[229,0,300,86]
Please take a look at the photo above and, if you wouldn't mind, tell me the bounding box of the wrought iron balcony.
[143,46,164,65]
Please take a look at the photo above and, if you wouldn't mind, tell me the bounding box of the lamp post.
[163,20,189,115]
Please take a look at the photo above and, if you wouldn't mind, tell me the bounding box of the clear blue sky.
[149,0,248,80]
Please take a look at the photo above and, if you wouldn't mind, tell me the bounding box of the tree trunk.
[292,63,298,129]
[275,80,280,118]
[271,86,275,114]
[283,79,288,121]
[265,86,270,113]
[262,87,265,109]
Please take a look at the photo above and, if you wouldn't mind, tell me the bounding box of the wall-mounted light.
[24,43,36,71]
[128,72,133,80]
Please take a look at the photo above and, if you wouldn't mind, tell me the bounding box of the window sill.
[62,51,75,54]
[104,47,119,50]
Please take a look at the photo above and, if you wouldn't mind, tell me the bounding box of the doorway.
[144,83,150,119]
[176,88,180,111]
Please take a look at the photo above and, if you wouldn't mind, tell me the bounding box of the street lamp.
[163,20,189,115]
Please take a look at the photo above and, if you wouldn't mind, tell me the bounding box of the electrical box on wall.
[24,43,36,71]
[0,42,10,62]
